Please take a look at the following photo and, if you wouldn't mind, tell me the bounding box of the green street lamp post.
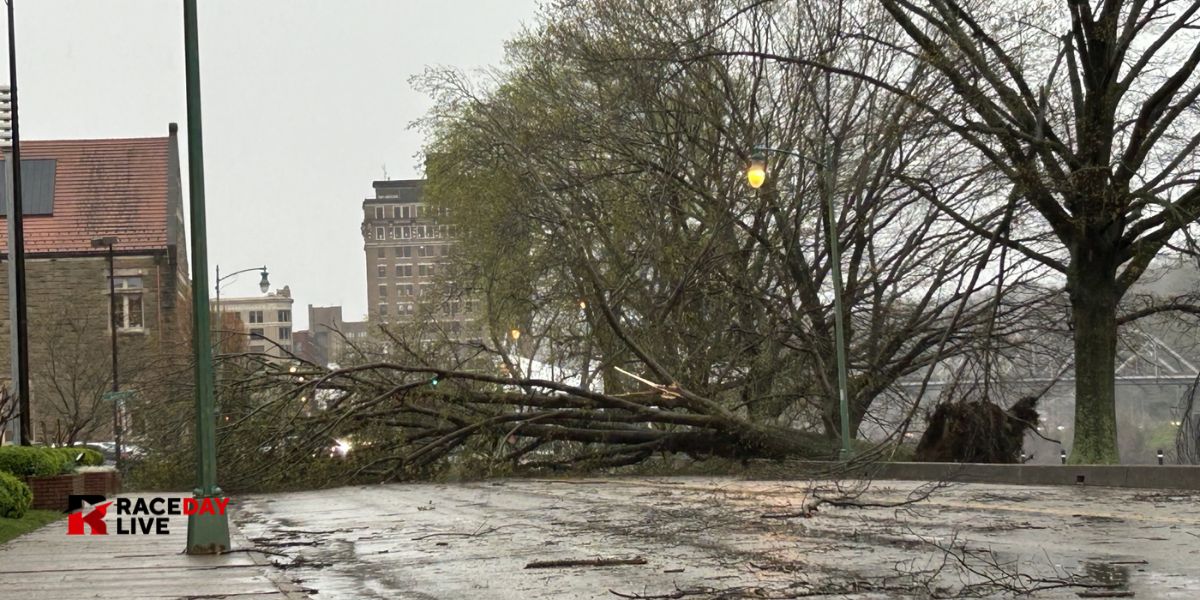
[183,0,230,554]
[746,146,853,460]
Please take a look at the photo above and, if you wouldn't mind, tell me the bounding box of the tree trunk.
[1068,248,1121,464]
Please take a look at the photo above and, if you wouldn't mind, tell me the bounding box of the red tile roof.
[0,136,172,255]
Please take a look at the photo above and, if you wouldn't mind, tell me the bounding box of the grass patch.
[0,510,64,545]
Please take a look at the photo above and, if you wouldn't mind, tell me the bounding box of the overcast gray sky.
[3,0,537,329]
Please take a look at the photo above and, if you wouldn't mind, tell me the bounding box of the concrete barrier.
[836,462,1200,490]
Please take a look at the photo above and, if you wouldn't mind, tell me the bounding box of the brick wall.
[24,473,83,511]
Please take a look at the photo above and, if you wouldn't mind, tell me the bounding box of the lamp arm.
[215,265,267,285]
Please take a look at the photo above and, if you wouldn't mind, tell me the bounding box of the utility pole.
[183,0,230,554]
[2,0,31,445]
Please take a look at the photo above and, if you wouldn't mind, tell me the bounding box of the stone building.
[360,179,478,339]
[292,304,369,367]
[217,286,295,359]
[0,126,192,444]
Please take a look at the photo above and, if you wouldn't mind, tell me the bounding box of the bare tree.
[32,311,122,445]
[711,0,1200,462]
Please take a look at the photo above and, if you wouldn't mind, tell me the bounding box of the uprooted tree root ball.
[914,396,1040,463]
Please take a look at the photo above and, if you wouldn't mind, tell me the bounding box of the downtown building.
[292,304,370,367]
[216,285,295,360]
[360,179,477,340]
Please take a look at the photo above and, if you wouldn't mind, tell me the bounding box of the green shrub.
[0,471,33,519]
[49,446,103,468]
[0,447,65,477]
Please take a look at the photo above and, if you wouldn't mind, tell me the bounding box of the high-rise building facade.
[360,179,475,337]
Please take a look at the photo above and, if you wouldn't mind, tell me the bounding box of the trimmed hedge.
[50,446,104,468]
[0,447,67,477]
[0,471,33,519]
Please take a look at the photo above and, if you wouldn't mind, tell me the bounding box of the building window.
[440,245,449,257]
[378,284,388,298]
[279,326,291,340]
[378,304,388,318]
[401,226,411,239]
[277,309,291,322]
[249,328,265,339]
[248,310,264,324]
[250,344,266,354]
[401,205,411,219]
[392,206,401,219]
[401,265,413,277]
[375,226,385,240]
[377,264,386,277]
[417,245,427,258]
[374,206,384,219]
[112,276,144,330]
[394,247,404,258]
[377,248,385,258]
[402,246,413,258]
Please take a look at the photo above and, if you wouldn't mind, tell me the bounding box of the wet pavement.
[235,477,1200,599]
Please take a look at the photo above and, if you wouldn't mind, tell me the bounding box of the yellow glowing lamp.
[746,151,767,189]
[510,328,521,341]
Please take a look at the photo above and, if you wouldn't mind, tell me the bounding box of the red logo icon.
[68,500,113,535]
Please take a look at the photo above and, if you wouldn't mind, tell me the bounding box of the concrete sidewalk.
[0,493,308,600]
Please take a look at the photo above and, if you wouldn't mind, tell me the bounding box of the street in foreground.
[236,478,1200,599]
[1,479,1196,599]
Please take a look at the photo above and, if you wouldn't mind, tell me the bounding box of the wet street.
[234,478,1200,599]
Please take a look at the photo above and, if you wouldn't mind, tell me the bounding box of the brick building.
[0,125,191,444]
[293,304,369,367]
[360,179,477,339]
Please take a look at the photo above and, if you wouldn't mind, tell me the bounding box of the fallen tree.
[212,355,850,487]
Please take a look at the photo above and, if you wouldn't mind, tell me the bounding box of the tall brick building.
[0,125,192,444]
[360,179,477,339]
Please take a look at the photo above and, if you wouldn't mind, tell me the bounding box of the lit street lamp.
[746,146,852,460]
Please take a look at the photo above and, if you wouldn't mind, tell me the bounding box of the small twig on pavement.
[223,547,290,558]
[412,527,499,540]
[527,556,647,569]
